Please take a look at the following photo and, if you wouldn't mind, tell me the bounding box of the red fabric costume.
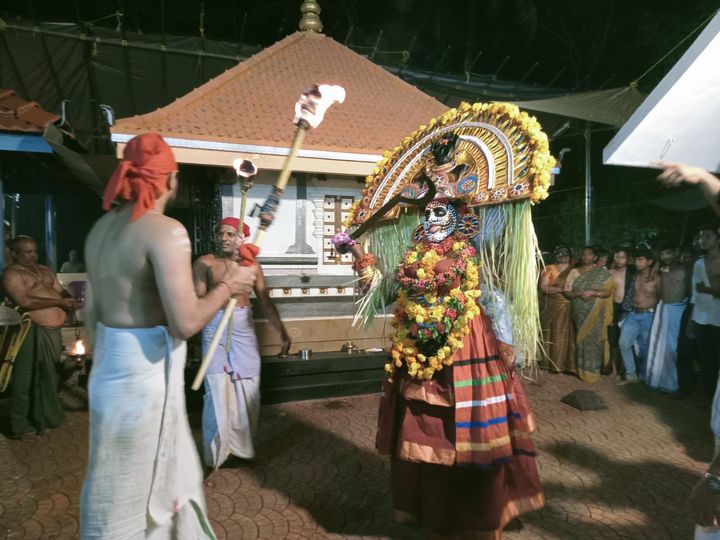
[376,234,544,537]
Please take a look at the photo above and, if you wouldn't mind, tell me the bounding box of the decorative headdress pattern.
[344,102,554,228]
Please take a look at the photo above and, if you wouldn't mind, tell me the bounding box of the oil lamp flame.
[293,84,346,129]
[71,339,86,357]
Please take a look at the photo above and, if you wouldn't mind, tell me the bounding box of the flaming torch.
[191,83,346,390]
[233,158,258,227]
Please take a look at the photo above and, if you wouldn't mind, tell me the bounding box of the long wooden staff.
[192,84,346,391]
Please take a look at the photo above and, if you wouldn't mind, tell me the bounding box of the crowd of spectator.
[539,235,717,399]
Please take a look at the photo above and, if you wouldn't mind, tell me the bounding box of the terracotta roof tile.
[0,89,60,133]
[112,32,448,155]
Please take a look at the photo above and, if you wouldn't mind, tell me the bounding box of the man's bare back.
[85,206,176,329]
[85,205,255,340]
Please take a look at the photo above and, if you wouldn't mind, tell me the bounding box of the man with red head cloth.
[80,133,255,539]
[193,216,290,469]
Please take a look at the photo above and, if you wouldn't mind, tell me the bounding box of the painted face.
[423,201,457,243]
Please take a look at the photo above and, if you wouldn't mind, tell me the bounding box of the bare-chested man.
[610,248,632,307]
[193,217,290,469]
[80,133,255,539]
[645,245,690,392]
[687,224,720,400]
[618,247,661,384]
[2,235,75,437]
[657,166,720,529]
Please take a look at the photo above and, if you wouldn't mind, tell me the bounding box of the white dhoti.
[646,300,686,393]
[203,375,260,466]
[201,307,261,469]
[80,324,214,540]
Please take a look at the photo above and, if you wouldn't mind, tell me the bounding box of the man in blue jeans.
[618,246,661,385]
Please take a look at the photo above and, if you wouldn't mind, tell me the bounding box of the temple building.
[110,1,447,354]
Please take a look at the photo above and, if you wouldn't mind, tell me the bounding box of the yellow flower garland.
[387,240,482,381]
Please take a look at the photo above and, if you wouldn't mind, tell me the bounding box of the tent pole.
[45,193,57,272]
[584,122,592,244]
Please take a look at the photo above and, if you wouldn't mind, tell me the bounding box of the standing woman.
[539,245,576,373]
[564,246,615,382]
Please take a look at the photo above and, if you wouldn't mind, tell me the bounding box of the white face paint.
[170,226,192,252]
[423,201,457,243]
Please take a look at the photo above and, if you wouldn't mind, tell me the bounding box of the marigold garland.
[387,235,481,381]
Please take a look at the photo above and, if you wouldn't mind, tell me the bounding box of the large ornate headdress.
[346,102,555,367]
[346,102,552,225]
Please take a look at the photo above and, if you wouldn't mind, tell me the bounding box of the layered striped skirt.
[378,312,543,536]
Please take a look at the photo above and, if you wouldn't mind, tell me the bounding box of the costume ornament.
[336,102,555,369]
[389,232,482,380]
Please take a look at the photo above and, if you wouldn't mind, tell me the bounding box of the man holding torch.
[80,133,255,539]
[193,216,290,469]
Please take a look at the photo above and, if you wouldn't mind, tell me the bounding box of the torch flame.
[294,84,346,129]
[71,339,86,356]
[232,158,257,178]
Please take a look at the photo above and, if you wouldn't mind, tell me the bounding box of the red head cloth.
[102,133,178,222]
[220,217,250,238]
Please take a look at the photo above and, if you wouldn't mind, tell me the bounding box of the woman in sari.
[540,245,576,373]
[564,246,615,382]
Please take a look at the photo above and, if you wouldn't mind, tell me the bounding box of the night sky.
[2,0,719,251]
[3,0,718,91]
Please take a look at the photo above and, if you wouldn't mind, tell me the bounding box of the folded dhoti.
[9,323,64,436]
[646,300,686,392]
[80,324,215,539]
[202,307,261,468]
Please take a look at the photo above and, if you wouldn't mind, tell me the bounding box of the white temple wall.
[221,171,365,276]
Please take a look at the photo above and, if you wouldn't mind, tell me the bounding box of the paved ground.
[0,373,714,539]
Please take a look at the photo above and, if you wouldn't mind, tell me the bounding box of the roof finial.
[299,0,323,33]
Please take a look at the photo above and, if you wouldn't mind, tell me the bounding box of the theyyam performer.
[333,102,554,539]
[80,133,255,539]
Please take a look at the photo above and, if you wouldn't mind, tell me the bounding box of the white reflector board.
[604,11,720,173]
